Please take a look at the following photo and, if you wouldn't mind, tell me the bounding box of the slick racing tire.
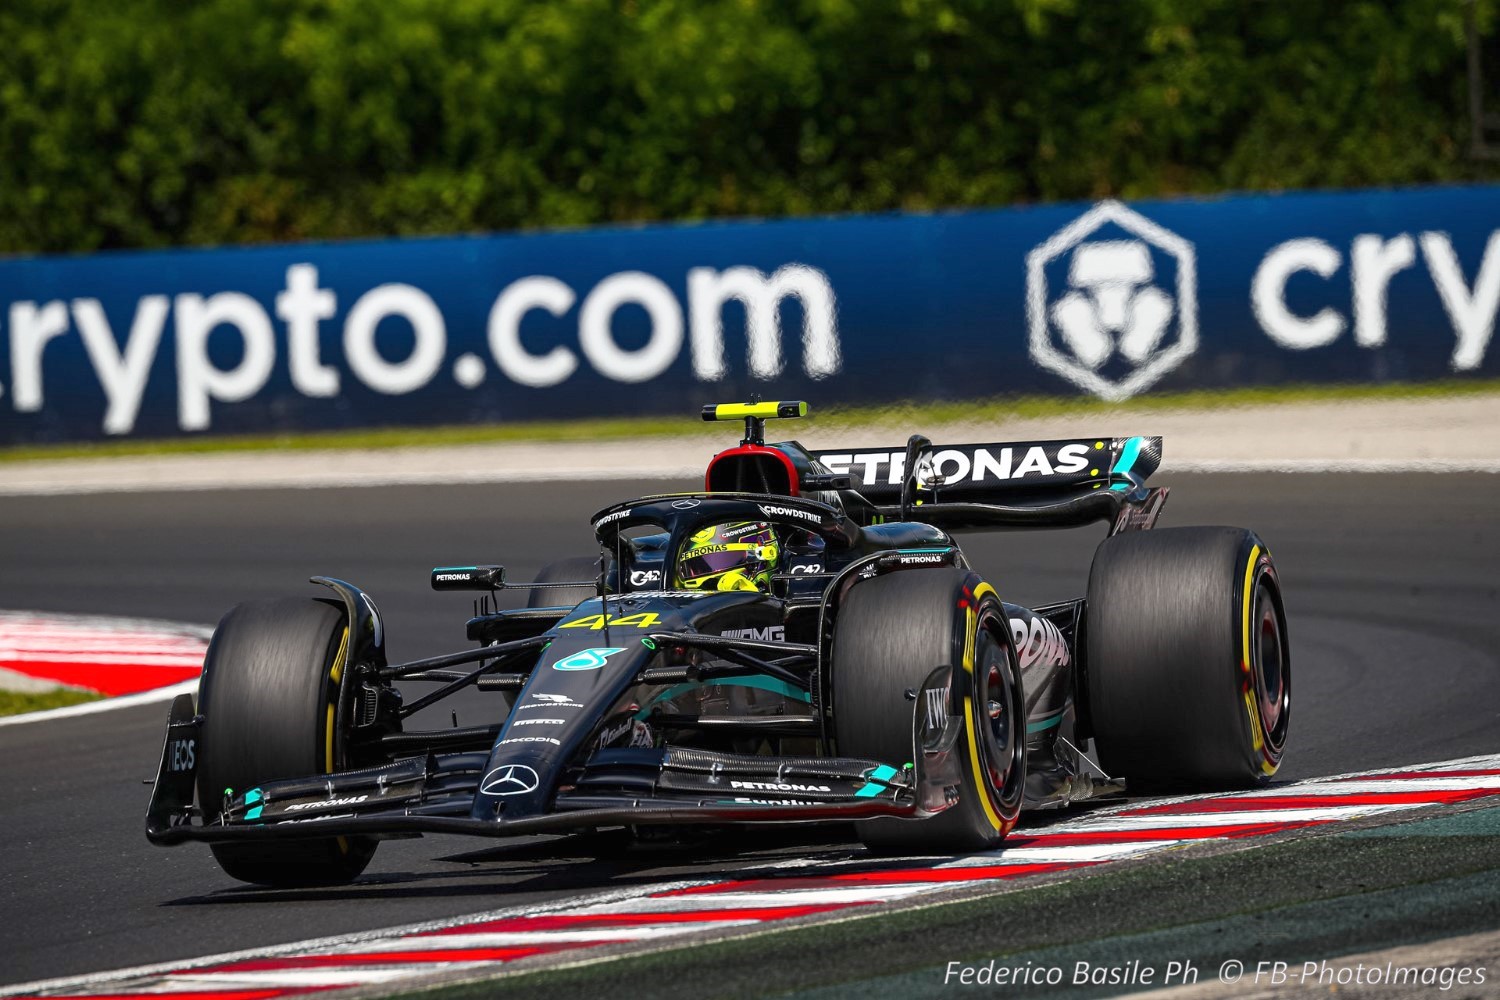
[832,568,1026,854]
[1085,526,1290,789]
[525,556,605,609]
[196,598,377,886]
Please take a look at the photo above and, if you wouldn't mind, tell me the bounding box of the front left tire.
[831,567,1026,853]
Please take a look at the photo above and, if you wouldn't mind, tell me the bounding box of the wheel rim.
[974,613,1024,809]
[1251,581,1289,748]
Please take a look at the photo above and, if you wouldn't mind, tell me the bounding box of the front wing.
[146,666,966,845]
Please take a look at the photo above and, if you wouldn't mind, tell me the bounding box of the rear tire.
[525,556,603,609]
[196,598,377,886]
[832,568,1025,853]
[1086,526,1290,789]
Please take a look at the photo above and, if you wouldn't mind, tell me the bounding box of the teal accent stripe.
[634,676,811,720]
[856,763,900,797]
[244,788,263,805]
[1025,709,1066,734]
[896,547,954,554]
[244,805,262,821]
[1110,436,1145,491]
[1114,436,1143,476]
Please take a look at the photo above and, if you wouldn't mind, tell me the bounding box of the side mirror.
[900,434,934,520]
[430,565,505,591]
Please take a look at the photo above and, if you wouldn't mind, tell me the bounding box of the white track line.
[0,457,1496,499]
[1369,753,1500,772]
[554,886,949,919]
[0,678,199,728]
[3,758,1499,996]
[0,612,209,727]
[1129,776,1500,796]
[0,611,213,634]
[0,634,208,647]
[0,651,205,665]
[0,758,1494,1000]
[938,843,1180,866]
[1034,804,1417,832]
[0,463,704,496]
[0,879,715,997]
[348,925,759,950]
[168,967,474,987]
[1,632,209,644]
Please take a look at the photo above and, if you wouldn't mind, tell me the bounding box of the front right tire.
[196,597,378,886]
[525,556,604,609]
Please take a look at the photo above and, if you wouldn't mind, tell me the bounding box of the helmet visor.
[678,546,754,582]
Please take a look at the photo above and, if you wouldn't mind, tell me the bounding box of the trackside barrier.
[3,184,1500,444]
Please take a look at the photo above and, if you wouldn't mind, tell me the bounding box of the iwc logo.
[1026,200,1197,401]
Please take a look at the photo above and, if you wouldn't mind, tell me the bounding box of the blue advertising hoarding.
[2,184,1499,444]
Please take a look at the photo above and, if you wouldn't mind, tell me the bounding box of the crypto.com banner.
[3,184,1499,443]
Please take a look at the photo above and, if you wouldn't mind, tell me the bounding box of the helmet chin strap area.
[715,568,761,592]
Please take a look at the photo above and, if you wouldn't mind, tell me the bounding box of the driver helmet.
[676,522,780,592]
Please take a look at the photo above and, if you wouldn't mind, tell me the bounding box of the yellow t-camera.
[701,400,808,445]
[701,401,807,421]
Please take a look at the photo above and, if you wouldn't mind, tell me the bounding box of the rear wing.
[812,437,1160,503]
[810,436,1167,533]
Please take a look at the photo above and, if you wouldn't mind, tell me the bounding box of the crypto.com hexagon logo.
[1025,200,1198,401]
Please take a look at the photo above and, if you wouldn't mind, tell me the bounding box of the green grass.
[5,377,1499,464]
[0,687,104,716]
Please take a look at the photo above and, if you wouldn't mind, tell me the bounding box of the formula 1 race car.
[146,401,1290,887]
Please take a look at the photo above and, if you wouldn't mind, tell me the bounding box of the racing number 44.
[560,612,661,630]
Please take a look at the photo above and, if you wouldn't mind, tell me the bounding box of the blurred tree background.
[0,0,1492,253]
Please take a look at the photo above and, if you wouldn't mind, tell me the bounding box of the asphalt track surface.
[0,472,1496,988]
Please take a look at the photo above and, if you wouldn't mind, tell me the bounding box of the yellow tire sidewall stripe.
[964,582,1005,832]
[325,626,349,775]
[326,626,351,854]
[1238,546,1278,775]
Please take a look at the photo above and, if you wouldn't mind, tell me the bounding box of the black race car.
[146,401,1290,886]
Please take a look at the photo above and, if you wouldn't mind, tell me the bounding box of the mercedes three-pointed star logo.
[479,763,541,796]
